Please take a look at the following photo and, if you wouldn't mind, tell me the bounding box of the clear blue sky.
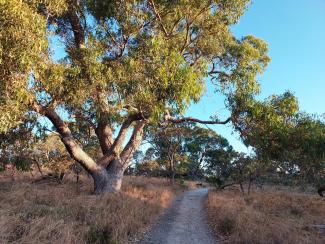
[186,0,325,152]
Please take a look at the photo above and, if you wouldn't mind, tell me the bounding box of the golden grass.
[206,187,325,244]
[0,174,182,244]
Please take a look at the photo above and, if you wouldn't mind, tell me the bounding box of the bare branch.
[96,113,146,167]
[148,0,169,37]
[67,5,85,49]
[95,120,114,155]
[121,121,146,167]
[32,103,102,173]
[171,17,183,33]
[110,113,144,153]
[167,116,232,125]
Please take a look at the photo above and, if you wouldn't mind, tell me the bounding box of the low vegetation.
[206,187,325,244]
[0,1,324,243]
[0,174,183,244]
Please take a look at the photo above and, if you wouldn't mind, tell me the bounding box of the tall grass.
[206,187,325,244]
[0,174,181,243]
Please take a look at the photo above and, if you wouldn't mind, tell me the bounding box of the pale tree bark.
[92,160,124,194]
[94,121,146,194]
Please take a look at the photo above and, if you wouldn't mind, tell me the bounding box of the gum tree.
[232,92,325,195]
[0,0,271,194]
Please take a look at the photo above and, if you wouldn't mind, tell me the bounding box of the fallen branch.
[220,182,238,189]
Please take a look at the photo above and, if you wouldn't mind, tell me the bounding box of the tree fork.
[33,103,146,194]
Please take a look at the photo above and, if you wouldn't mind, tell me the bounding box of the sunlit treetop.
[0,0,270,133]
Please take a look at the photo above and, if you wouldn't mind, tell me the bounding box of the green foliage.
[0,0,269,134]
[184,126,235,179]
[85,225,115,244]
[0,0,48,132]
[232,89,324,187]
[141,124,190,178]
[206,176,224,188]
[217,35,270,96]
[34,133,74,174]
[231,91,299,157]
[141,124,235,179]
[136,160,162,176]
[229,154,259,183]
[0,121,36,171]
[13,156,32,171]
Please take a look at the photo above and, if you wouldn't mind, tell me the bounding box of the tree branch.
[95,120,114,155]
[167,116,232,125]
[121,121,146,167]
[33,103,102,174]
[94,88,114,155]
[96,113,145,167]
[221,182,238,189]
[71,112,96,129]
[67,5,85,49]
[110,117,134,153]
[148,0,169,37]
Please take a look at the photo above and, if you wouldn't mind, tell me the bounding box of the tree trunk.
[33,159,44,176]
[93,160,124,194]
[220,182,238,189]
[247,178,253,196]
[34,104,146,195]
[171,170,175,185]
[318,185,325,197]
[239,182,245,196]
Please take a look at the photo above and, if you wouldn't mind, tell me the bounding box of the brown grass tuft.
[0,174,181,243]
[206,187,325,244]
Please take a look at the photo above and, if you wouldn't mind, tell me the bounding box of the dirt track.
[140,188,216,244]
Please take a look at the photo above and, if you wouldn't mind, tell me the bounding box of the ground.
[0,173,184,244]
[1,172,324,244]
[139,188,215,244]
[206,186,325,244]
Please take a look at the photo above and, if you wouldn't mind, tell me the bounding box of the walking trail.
[140,188,216,244]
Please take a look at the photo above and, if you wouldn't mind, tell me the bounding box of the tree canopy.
[140,124,234,180]
[1,0,309,194]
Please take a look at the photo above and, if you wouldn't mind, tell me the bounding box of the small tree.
[228,154,262,196]
[144,124,235,182]
[0,123,36,176]
[232,92,325,195]
[185,127,235,181]
[144,124,190,183]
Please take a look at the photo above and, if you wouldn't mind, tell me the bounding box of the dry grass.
[206,186,325,244]
[0,173,183,244]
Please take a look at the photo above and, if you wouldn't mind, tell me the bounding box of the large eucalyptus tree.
[0,0,270,193]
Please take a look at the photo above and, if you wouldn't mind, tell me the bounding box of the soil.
[139,188,217,244]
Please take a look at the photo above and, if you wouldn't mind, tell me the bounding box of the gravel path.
[140,188,216,244]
